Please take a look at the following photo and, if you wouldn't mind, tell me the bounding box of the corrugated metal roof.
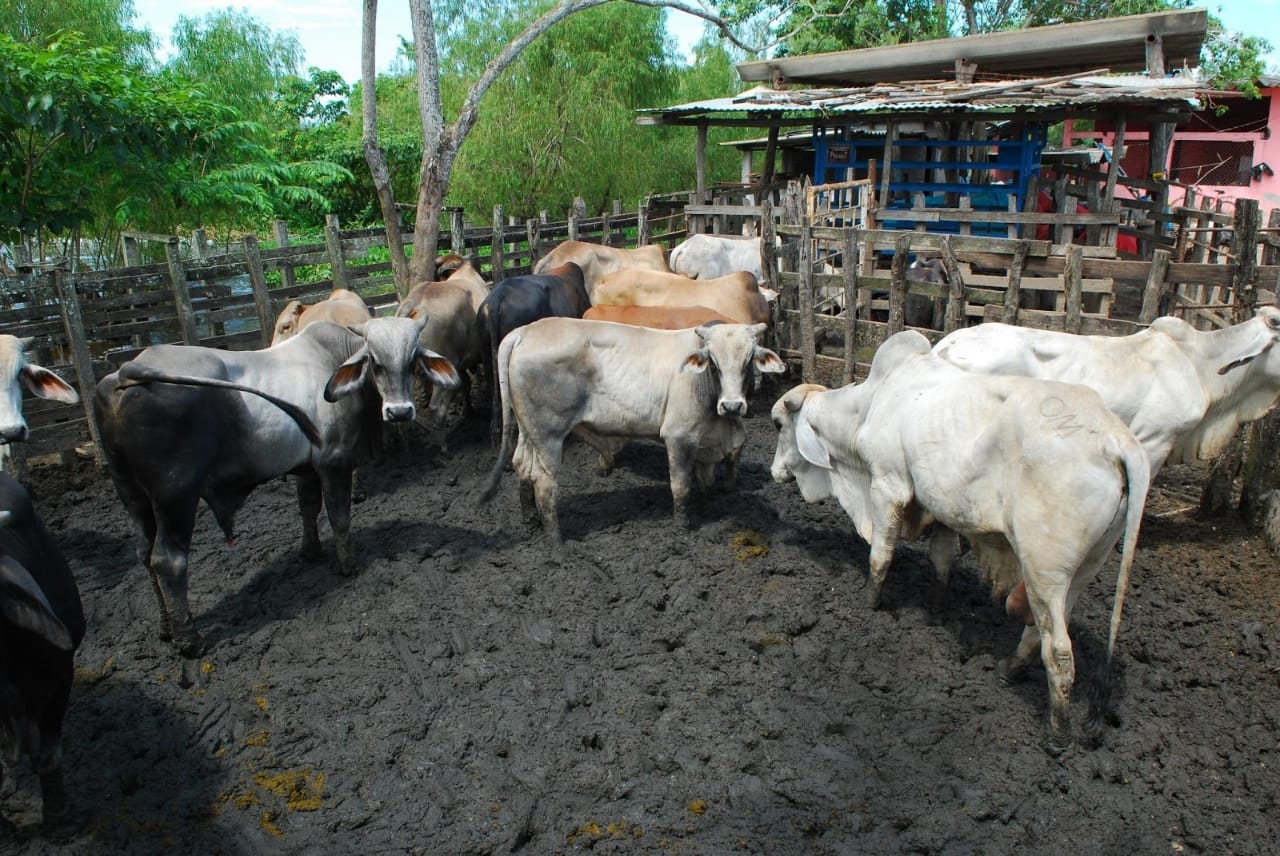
[637,73,1204,124]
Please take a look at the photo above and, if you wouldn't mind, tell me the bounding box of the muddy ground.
[3,373,1280,855]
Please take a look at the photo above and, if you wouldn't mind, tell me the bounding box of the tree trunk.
[360,0,410,297]
[410,167,446,285]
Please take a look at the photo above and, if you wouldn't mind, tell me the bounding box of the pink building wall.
[1063,83,1280,214]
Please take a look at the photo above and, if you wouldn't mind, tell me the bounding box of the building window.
[1170,139,1256,187]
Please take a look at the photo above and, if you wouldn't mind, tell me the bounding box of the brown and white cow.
[397,258,491,428]
[271,288,372,346]
[479,318,784,541]
[771,330,1148,750]
[533,239,670,301]
[592,269,771,325]
[582,303,737,330]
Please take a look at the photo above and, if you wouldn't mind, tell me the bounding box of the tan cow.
[582,304,737,330]
[532,239,670,301]
[592,269,771,325]
[271,289,371,346]
[397,262,492,428]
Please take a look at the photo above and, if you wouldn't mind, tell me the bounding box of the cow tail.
[1088,434,1151,741]
[477,329,520,504]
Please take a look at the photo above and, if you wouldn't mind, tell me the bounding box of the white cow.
[933,306,1280,483]
[0,336,81,471]
[670,234,764,282]
[479,318,785,541]
[771,330,1149,749]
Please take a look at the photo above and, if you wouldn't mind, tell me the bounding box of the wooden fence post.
[798,219,816,382]
[1064,244,1084,334]
[121,234,143,267]
[1231,199,1260,322]
[273,220,297,293]
[526,219,540,270]
[324,214,352,292]
[760,197,777,292]
[638,198,651,246]
[55,269,104,467]
[244,235,275,348]
[1139,248,1172,324]
[491,206,506,280]
[451,209,467,257]
[843,227,860,385]
[887,233,909,335]
[165,237,200,345]
[941,237,966,334]
[1002,240,1029,325]
[601,209,612,247]
[568,208,580,242]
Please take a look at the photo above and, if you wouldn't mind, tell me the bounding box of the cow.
[93,317,461,657]
[933,305,1280,484]
[592,269,771,326]
[669,234,764,282]
[0,336,81,472]
[582,304,737,330]
[532,240,670,301]
[770,330,1149,750]
[0,472,85,827]
[476,263,591,434]
[479,318,785,542]
[397,259,491,430]
[271,288,372,346]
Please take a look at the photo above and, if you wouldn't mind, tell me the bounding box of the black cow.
[93,317,460,657]
[0,473,85,827]
[476,262,591,435]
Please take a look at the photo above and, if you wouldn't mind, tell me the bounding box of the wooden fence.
[0,198,690,470]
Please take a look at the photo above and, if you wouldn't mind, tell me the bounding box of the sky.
[131,1,1276,87]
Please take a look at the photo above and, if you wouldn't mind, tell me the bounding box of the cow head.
[0,335,79,445]
[323,316,461,422]
[682,323,784,417]
[1214,305,1280,376]
[271,300,307,346]
[770,384,836,502]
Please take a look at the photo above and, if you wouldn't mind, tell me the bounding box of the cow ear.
[681,350,711,374]
[20,364,80,404]
[795,415,832,469]
[416,349,462,390]
[324,347,370,401]
[754,346,787,374]
[0,556,73,651]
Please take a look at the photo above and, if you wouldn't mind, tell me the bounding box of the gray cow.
[94,317,459,656]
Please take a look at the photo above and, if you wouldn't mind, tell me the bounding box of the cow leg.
[926,527,959,611]
[666,443,698,529]
[719,445,743,493]
[149,499,201,657]
[319,466,358,575]
[35,661,72,825]
[865,492,907,609]
[295,470,323,562]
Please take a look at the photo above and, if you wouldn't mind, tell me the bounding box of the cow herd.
[2,235,1280,829]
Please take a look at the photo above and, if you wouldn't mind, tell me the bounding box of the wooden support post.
[324,215,352,292]
[887,233,910,335]
[244,235,275,347]
[55,269,104,468]
[1002,241,1029,325]
[696,124,708,204]
[879,122,897,211]
[798,220,816,382]
[638,198,651,246]
[1101,115,1126,249]
[273,220,297,293]
[526,219,540,270]
[165,237,200,345]
[843,228,860,385]
[1064,244,1084,334]
[491,205,506,281]
[121,234,143,266]
[1139,248,1172,324]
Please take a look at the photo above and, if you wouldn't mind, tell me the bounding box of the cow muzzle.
[717,398,747,417]
[383,402,416,423]
[0,424,27,444]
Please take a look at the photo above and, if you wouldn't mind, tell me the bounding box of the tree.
[362,0,769,292]
[3,0,154,65]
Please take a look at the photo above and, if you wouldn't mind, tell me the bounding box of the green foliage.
[1201,24,1272,98]
[0,32,207,241]
[3,0,154,65]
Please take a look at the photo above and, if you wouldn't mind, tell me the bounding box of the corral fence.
[2,183,1277,471]
[0,196,690,472]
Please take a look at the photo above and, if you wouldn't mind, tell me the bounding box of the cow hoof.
[1044,731,1073,757]
[338,562,360,578]
[300,542,323,562]
[998,658,1029,685]
[173,623,203,659]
